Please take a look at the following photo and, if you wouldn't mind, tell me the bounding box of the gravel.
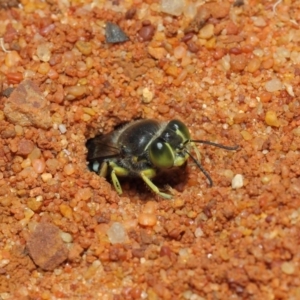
[0,0,300,298]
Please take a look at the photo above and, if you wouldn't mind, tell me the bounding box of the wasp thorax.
[149,138,174,168]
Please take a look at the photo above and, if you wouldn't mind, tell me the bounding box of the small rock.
[205,1,230,19]
[265,110,280,127]
[142,87,154,103]
[138,213,157,227]
[161,0,185,16]
[125,7,136,19]
[27,223,68,270]
[199,24,214,39]
[232,174,244,189]
[230,54,247,72]
[281,261,295,275]
[138,24,155,41]
[107,222,127,244]
[185,6,210,33]
[17,139,35,156]
[3,79,51,129]
[265,78,283,92]
[147,46,167,60]
[1,87,14,98]
[105,22,129,44]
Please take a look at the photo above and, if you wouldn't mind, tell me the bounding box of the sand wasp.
[87,119,238,199]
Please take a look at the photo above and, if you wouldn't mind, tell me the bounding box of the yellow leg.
[109,162,129,195]
[99,162,108,177]
[140,169,172,199]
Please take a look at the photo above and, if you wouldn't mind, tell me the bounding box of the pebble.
[240,130,252,141]
[107,222,127,244]
[157,104,170,114]
[230,54,247,72]
[36,43,52,62]
[37,62,50,75]
[60,231,73,243]
[32,159,46,174]
[161,0,185,16]
[231,174,244,189]
[252,16,267,27]
[63,164,75,175]
[265,110,280,127]
[17,139,34,156]
[292,127,300,137]
[65,85,87,101]
[41,173,52,182]
[194,227,204,238]
[58,124,67,134]
[284,83,295,97]
[75,41,92,55]
[221,54,231,71]
[3,79,52,129]
[26,223,68,271]
[138,213,157,226]
[138,24,155,41]
[265,78,283,92]
[186,40,199,53]
[281,261,295,275]
[27,197,43,212]
[21,158,31,169]
[173,45,187,59]
[14,124,23,136]
[59,203,73,219]
[247,57,261,73]
[5,50,21,67]
[28,147,41,161]
[147,46,167,60]
[199,24,214,39]
[45,159,58,174]
[105,22,129,44]
[142,87,154,103]
[142,201,157,214]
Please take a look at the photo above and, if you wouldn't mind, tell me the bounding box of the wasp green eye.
[149,139,174,168]
[168,120,190,141]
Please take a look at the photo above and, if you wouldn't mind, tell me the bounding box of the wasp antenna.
[184,149,213,187]
[191,140,239,151]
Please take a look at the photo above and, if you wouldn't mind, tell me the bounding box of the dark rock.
[105,22,129,44]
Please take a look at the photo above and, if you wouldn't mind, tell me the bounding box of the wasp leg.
[99,161,108,177]
[140,169,172,199]
[109,162,129,195]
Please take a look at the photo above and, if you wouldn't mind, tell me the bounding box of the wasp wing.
[86,133,121,161]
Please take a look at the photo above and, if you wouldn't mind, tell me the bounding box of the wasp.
[86,119,238,199]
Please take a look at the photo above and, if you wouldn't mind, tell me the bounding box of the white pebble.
[36,43,52,62]
[107,222,127,244]
[221,54,231,71]
[284,83,295,97]
[142,87,154,103]
[161,0,184,16]
[265,78,283,92]
[60,231,73,243]
[232,174,244,189]
[251,16,267,27]
[58,124,67,134]
[194,227,204,238]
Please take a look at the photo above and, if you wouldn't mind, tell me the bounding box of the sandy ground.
[0,0,300,299]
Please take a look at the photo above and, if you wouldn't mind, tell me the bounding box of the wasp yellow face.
[149,120,191,169]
